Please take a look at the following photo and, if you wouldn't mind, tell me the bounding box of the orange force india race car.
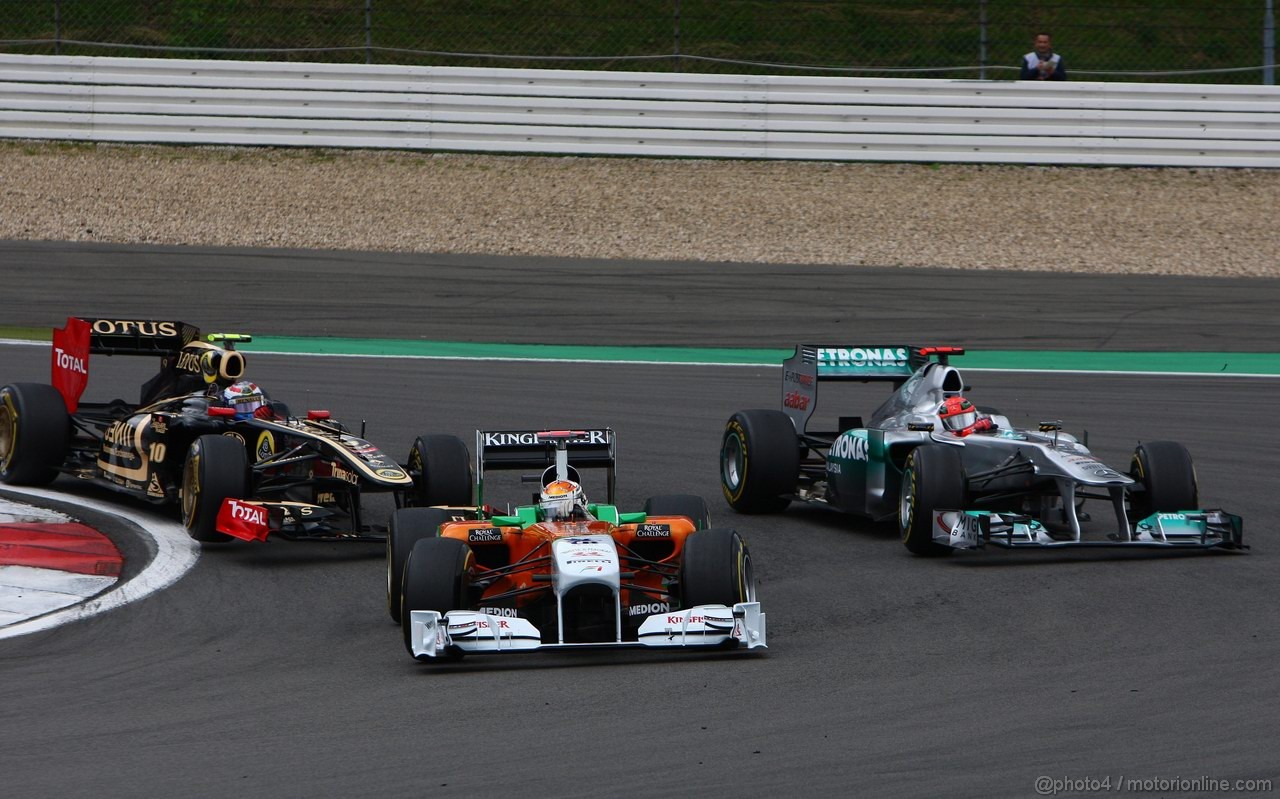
[388,429,766,662]
[0,317,469,544]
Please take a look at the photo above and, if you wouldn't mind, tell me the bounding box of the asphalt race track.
[2,243,1278,797]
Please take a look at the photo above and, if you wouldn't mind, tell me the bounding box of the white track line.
[0,487,199,641]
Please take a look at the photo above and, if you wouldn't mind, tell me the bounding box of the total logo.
[53,346,88,375]
[830,432,868,461]
[818,347,909,367]
[226,499,267,526]
[783,390,810,411]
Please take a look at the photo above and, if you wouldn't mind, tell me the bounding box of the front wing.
[931,509,1244,551]
[407,603,767,660]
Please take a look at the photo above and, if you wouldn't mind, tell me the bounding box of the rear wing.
[475,429,616,506]
[782,345,964,434]
[51,317,201,412]
[80,318,200,356]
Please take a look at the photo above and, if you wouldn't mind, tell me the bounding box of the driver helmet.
[938,395,977,433]
[540,479,585,521]
[222,381,265,420]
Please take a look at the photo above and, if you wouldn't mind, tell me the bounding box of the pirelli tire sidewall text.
[387,506,455,624]
[681,527,754,609]
[401,536,474,658]
[0,383,70,486]
[720,410,799,514]
[899,444,966,557]
[643,494,712,531]
[407,434,472,507]
[1128,440,1199,522]
[181,434,248,544]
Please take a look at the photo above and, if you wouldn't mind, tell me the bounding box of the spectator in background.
[1020,33,1066,81]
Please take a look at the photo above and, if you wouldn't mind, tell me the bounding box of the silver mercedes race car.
[720,344,1244,556]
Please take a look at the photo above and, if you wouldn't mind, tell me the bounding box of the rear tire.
[401,537,472,656]
[0,383,70,486]
[899,444,966,556]
[681,528,754,608]
[1129,440,1198,521]
[387,507,454,623]
[643,494,711,530]
[720,410,799,513]
[406,435,471,507]
[181,434,248,544]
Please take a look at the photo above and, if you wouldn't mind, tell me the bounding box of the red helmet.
[938,396,977,433]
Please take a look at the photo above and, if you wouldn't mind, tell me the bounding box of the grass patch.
[0,326,52,342]
[0,1,1270,83]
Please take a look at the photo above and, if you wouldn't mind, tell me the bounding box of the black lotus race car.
[720,344,1243,555]
[0,317,469,543]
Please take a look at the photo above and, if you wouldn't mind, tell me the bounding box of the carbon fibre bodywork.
[722,345,1243,553]
[0,317,413,541]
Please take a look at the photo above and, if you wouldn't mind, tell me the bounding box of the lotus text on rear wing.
[90,320,180,337]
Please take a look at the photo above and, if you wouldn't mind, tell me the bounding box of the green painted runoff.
[238,337,1280,376]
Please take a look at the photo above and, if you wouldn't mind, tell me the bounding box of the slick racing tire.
[681,528,755,609]
[181,434,248,544]
[643,494,711,531]
[0,383,70,486]
[899,444,966,557]
[402,537,473,656]
[387,507,454,624]
[1128,441,1198,521]
[406,435,472,507]
[720,410,799,514]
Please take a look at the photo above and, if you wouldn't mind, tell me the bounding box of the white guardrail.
[2,54,1279,167]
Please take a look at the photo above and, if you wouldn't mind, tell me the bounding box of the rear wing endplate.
[782,345,964,434]
[475,429,616,506]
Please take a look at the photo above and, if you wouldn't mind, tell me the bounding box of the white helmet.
[222,381,265,419]
[540,479,585,521]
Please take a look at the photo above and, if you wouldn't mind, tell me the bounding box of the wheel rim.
[0,402,15,470]
[386,534,395,605]
[899,463,916,537]
[739,551,756,604]
[721,433,745,492]
[181,449,200,526]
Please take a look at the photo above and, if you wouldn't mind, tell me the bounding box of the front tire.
[181,434,248,543]
[0,383,70,486]
[644,494,711,530]
[406,434,472,507]
[720,410,799,513]
[1129,440,1198,521]
[387,507,454,623]
[681,528,755,608]
[401,537,472,656]
[899,444,966,556]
